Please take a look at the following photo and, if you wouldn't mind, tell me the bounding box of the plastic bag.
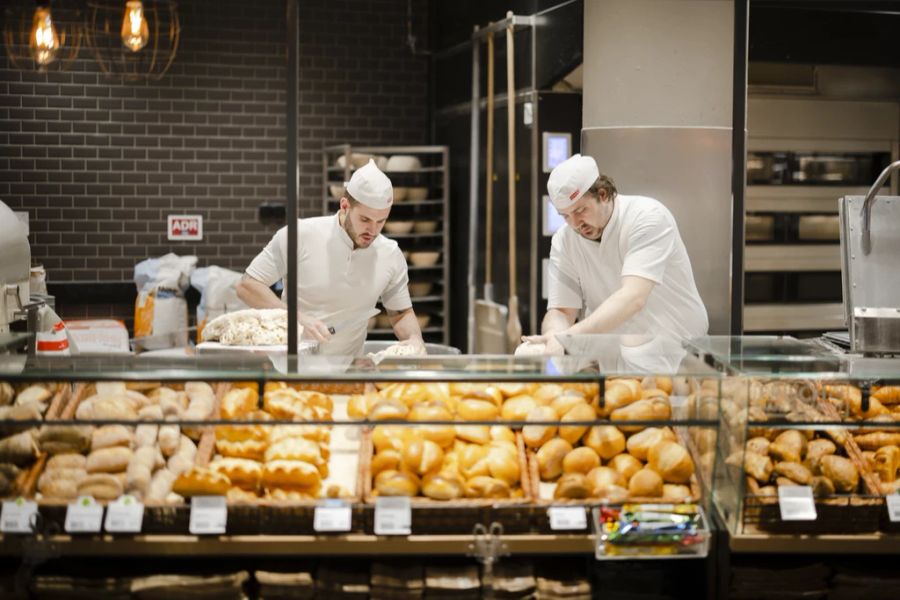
[190,266,248,342]
[133,253,197,346]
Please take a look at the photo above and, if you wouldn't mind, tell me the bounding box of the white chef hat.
[346,159,393,209]
[547,154,600,211]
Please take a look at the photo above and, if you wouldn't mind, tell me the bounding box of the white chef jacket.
[547,194,708,339]
[245,213,412,355]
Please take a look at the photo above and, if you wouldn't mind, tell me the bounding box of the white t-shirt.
[245,214,412,355]
[548,194,708,339]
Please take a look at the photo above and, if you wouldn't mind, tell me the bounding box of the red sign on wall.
[167,215,203,241]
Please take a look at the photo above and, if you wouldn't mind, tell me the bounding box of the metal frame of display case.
[321,144,451,346]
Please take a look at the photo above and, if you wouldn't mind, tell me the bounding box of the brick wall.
[1,0,428,323]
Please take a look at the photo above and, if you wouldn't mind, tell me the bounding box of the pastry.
[819,455,858,492]
[216,439,267,461]
[745,437,770,455]
[522,406,559,448]
[773,461,812,485]
[91,425,134,451]
[0,382,14,406]
[810,475,835,497]
[158,425,181,457]
[262,460,321,488]
[220,387,258,420]
[583,425,625,460]
[805,439,836,470]
[647,440,694,484]
[267,424,329,445]
[0,430,39,466]
[172,467,231,497]
[536,438,573,480]
[37,425,92,455]
[490,426,516,443]
[14,385,52,409]
[562,447,600,475]
[769,430,806,464]
[77,473,124,500]
[226,487,259,503]
[873,386,900,405]
[854,432,900,450]
[554,473,590,499]
[744,452,773,483]
[369,400,410,421]
[628,468,664,497]
[874,445,900,484]
[210,457,262,488]
[86,446,133,473]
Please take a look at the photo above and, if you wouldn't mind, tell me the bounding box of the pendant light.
[2,0,81,72]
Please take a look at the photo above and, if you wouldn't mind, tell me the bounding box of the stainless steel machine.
[840,160,900,354]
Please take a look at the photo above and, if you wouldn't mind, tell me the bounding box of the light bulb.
[29,6,60,66]
[121,0,149,52]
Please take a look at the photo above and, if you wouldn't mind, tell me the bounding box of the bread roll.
[457,398,500,422]
[662,484,692,502]
[371,449,402,477]
[745,437,770,455]
[522,406,558,448]
[810,475,836,497]
[769,430,807,464]
[173,467,231,497]
[774,461,812,485]
[158,425,180,457]
[611,399,671,432]
[455,425,490,445]
[372,425,413,453]
[265,437,323,464]
[603,383,637,413]
[626,427,675,461]
[550,392,587,418]
[86,446,133,473]
[819,455,858,492]
[402,439,444,476]
[854,432,900,450]
[486,445,520,486]
[583,426,625,460]
[586,466,626,495]
[91,425,134,451]
[0,430,39,466]
[77,473,124,500]
[628,468,663,497]
[464,476,511,499]
[536,438,572,480]
[744,452,774,483]
[369,399,410,421]
[262,460,321,489]
[209,457,262,488]
[648,441,694,484]
[532,384,565,405]
[216,439,266,462]
[563,447,600,475]
[221,387,257,420]
[554,473,590,499]
[374,469,419,496]
[608,453,642,483]
[37,425,92,455]
[422,472,464,500]
[47,453,86,471]
[490,426,516,443]
[500,396,538,422]
[559,403,596,445]
[874,445,900,484]
[39,478,79,500]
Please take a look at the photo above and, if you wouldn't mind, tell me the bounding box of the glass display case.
[0,336,719,561]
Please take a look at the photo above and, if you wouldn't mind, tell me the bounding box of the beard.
[342,212,374,249]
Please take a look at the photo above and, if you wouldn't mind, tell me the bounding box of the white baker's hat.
[346,159,393,209]
[547,154,599,211]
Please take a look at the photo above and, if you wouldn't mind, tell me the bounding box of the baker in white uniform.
[236,160,425,355]
[520,154,708,355]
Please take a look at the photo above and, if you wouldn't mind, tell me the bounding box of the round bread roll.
[608,453,642,483]
[611,398,672,432]
[77,473,124,500]
[536,438,573,480]
[371,449,402,477]
[455,425,491,445]
[562,446,601,475]
[409,402,453,423]
[550,392,587,418]
[522,406,559,448]
[609,378,642,399]
[86,446,133,474]
[554,473,590,499]
[347,393,376,419]
[419,425,456,449]
[586,466,626,495]
[369,399,410,421]
[47,453,87,471]
[496,383,535,398]
[559,403,596,445]
[402,439,444,476]
[91,425,134,451]
[372,425,417,453]
[464,476,511,499]
[459,444,490,479]
[500,395,538,422]
[533,384,565,405]
[486,446,520,486]
[662,484,692,501]
[626,427,676,461]
[595,484,629,502]
[603,383,637,413]
[422,472,464,500]
[374,469,419,497]
[490,426,516,443]
[648,440,695,484]
[583,425,626,460]
[457,398,500,421]
[628,468,664,497]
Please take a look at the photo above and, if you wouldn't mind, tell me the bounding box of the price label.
[104,495,144,533]
[548,506,587,531]
[374,496,411,535]
[313,500,352,533]
[887,494,900,523]
[1,498,38,534]
[778,486,817,521]
[65,496,104,533]
[189,496,227,535]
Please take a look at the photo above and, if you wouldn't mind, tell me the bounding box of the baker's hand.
[298,312,332,343]
[520,333,565,356]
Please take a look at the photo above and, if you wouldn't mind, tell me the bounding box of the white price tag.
[548,506,587,531]
[887,494,900,523]
[65,496,104,533]
[104,495,144,533]
[189,496,227,535]
[1,498,38,534]
[374,496,411,535]
[314,500,352,533]
[778,486,817,521]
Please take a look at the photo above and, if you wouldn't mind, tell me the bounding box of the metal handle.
[860,159,900,255]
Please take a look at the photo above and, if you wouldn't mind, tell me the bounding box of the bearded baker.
[237,159,425,355]
[520,154,708,355]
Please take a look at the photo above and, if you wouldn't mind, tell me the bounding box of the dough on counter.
[514,342,545,356]
[202,308,292,346]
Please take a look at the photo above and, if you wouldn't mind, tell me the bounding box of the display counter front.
[0,337,719,560]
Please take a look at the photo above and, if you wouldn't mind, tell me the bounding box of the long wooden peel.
[505,19,522,351]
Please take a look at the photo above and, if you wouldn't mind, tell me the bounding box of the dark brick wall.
[1,0,429,323]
